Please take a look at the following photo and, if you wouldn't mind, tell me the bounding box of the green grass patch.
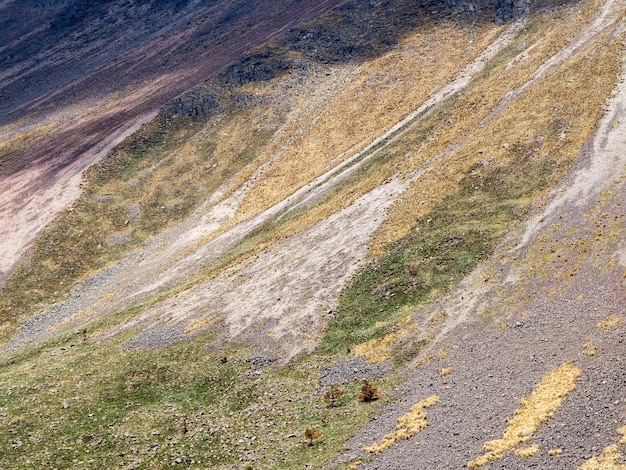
[320,140,555,355]
[0,323,396,469]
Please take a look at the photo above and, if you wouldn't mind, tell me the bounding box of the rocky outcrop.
[165,93,219,118]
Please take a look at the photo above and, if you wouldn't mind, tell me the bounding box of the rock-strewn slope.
[334,7,626,466]
[1,0,625,468]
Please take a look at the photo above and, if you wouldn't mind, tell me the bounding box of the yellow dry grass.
[0,321,11,336]
[0,120,57,157]
[598,316,621,330]
[370,0,621,256]
[0,115,30,135]
[578,445,626,470]
[183,313,219,334]
[549,448,564,456]
[583,338,598,356]
[440,367,452,377]
[138,104,276,203]
[233,21,503,224]
[515,444,540,457]
[467,362,581,468]
[578,426,626,469]
[414,354,432,369]
[363,395,439,454]
[352,316,417,364]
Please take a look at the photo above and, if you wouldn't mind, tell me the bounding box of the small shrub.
[303,428,323,447]
[323,385,344,408]
[357,380,379,402]
[180,414,192,434]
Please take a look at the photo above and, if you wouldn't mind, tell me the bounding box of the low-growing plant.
[323,385,345,408]
[304,428,323,447]
[357,381,379,402]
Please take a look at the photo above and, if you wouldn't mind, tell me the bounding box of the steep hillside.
[1,0,626,468]
[0,0,345,284]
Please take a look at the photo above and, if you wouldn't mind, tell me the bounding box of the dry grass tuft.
[578,425,626,469]
[352,316,417,364]
[515,444,540,457]
[497,321,509,331]
[363,395,439,454]
[414,354,432,369]
[0,321,11,336]
[578,445,625,469]
[468,362,581,468]
[549,448,564,456]
[597,316,621,330]
[183,313,220,334]
[440,367,452,377]
[583,338,597,356]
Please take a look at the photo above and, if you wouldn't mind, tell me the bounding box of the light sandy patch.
[97,179,405,359]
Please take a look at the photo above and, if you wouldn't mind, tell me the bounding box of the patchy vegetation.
[0,319,397,469]
[362,394,439,454]
[468,363,581,468]
[1,0,625,468]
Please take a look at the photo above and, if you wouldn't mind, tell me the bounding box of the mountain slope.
[0,0,345,284]
[1,0,626,468]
